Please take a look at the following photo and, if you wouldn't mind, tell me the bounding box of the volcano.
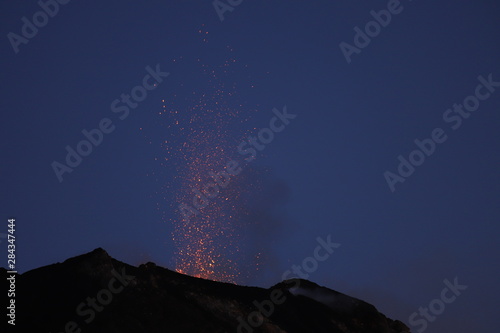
[2,248,410,332]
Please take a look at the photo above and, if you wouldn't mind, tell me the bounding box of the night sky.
[1,1,499,332]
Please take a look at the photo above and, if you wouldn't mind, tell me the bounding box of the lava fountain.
[158,47,255,283]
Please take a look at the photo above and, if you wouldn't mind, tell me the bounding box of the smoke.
[226,164,293,285]
[289,285,358,314]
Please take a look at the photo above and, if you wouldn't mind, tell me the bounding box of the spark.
[157,49,257,283]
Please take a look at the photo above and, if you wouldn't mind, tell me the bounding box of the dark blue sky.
[1,1,499,332]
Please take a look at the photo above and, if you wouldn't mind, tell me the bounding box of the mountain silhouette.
[2,248,410,332]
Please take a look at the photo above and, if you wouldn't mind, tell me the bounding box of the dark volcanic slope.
[2,249,410,333]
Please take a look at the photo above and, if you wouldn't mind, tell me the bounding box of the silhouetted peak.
[57,247,111,264]
[90,247,109,255]
[8,250,411,332]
